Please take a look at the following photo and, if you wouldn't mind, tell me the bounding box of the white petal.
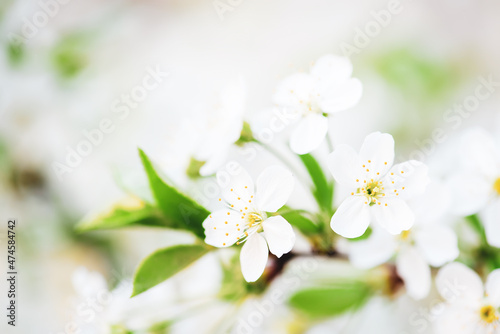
[273,73,315,108]
[371,198,414,235]
[359,132,395,178]
[433,305,478,334]
[255,166,294,212]
[436,262,484,303]
[382,160,429,200]
[203,209,246,247]
[262,216,295,258]
[327,144,364,188]
[199,149,228,176]
[415,224,459,267]
[331,196,371,238]
[216,165,255,210]
[483,199,500,248]
[290,114,328,154]
[485,269,500,307]
[310,54,353,86]
[409,181,451,224]
[396,246,431,300]
[318,78,363,113]
[447,172,492,216]
[460,127,500,179]
[240,233,269,282]
[348,227,397,269]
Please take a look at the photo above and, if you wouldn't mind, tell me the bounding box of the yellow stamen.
[494,178,500,195]
[480,305,498,324]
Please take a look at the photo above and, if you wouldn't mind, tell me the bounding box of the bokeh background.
[1,0,500,333]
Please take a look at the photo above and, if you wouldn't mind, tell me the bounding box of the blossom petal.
[371,198,414,235]
[447,172,492,216]
[485,269,500,307]
[216,165,255,210]
[460,127,500,179]
[396,246,431,300]
[290,114,328,154]
[409,181,451,224]
[203,209,245,247]
[483,198,500,248]
[331,196,371,238]
[359,132,394,178]
[318,78,363,113]
[383,160,429,200]
[273,73,315,108]
[436,262,484,303]
[310,54,353,86]
[415,224,459,267]
[240,233,269,282]
[433,305,479,334]
[255,166,294,212]
[262,216,295,258]
[200,149,228,176]
[347,227,397,269]
[327,144,364,188]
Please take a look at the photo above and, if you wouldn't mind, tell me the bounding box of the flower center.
[400,230,411,241]
[298,95,322,116]
[480,305,499,324]
[357,180,385,206]
[494,178,500,195]
[236,212,265,245]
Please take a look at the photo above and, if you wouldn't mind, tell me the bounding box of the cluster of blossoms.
[198,54,500,333]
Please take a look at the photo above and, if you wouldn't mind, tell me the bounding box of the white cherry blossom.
[448,128,500,248]
[194,80,246,176]
[328,132,429,238]
[435,262,500,334]
[273,54,362,154]
[344,182,458,300]
[203,165,296,282]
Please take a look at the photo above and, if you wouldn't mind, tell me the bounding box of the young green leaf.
[299,153,334,214]
[218,252,248,302]
[132,244,209,297]
[289,281,372,318]
[279,209,320,236]
[76,200,168,232]
[139,149,209,239]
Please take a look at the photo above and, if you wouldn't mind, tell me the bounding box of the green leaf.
[7,41,24,66]
[52,33,89,78]
[218,252,248,302]
[110,325,133,334]
[299,154,334,213]
[132,244,209,297]
[279,209,320,236]
[148,320,172,334]
[139,149,209,239]
[289,281,372,318]
[76,199,168,232]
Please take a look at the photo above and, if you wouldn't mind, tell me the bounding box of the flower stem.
[254,139,311,188]
[326,131,335,153]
